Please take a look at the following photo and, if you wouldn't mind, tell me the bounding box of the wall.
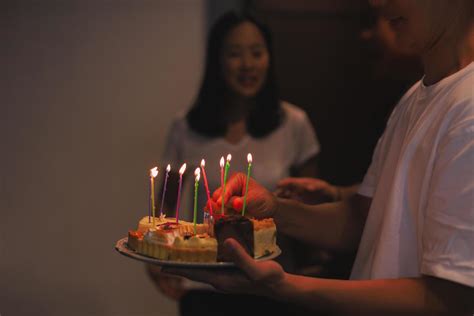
[1,1,206,315]
[254,0,421,185]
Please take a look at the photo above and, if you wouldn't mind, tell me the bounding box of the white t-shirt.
[351,62,474,287]
[162,101,320,220]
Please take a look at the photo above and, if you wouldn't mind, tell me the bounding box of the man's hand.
[163,239,286,296]
[212,173,278,218]
[275,177,339,204]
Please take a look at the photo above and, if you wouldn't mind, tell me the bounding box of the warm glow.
[200,159,205,167]
[247,153,252,163]
[150,167,158,178]
[220,156,225,168]
[166,164,171,172]
[179,163,187,175]
[226,154,232,162]
[194,167,201,181]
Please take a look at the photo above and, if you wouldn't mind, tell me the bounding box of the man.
[166,1,474,314]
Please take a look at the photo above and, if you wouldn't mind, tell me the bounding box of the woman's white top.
[161,101,320,220]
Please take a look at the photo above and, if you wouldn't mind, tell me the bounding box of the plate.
[115,237,281,268]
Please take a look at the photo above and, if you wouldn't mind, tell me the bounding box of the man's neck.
[422,25,474,85]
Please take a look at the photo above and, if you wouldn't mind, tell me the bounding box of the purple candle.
[159,164,171,217]
[175,163,187,223]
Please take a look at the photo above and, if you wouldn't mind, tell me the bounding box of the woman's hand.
[212,173,278,219]
[146,264,188,301]
[275,177,339,204]
[163,238,286,296]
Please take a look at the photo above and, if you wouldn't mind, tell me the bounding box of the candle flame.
[150,167,158,178]
[166,164,171,172]
[179,163,186,175]
[194,167,201,181]
[200,159,205,167]
[220,157,225,168]
[226,154,232,162]
[247,153,252,163]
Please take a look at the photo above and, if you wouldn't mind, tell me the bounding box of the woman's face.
[221,21,270,98]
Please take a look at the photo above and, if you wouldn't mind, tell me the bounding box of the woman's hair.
[186,11,282,138]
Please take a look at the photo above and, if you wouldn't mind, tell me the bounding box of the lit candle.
[200,159,213,216]
[193,168,200,235]
[242,153,252,216]
[220,156,224,188]
[221,154,232,216]
[150,167,159,227]
[159,164,171,217]
[219,156,224,215]
[175,163,186,223]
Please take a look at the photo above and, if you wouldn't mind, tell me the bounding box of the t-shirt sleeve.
[161,118,183,164]
[421,110,474,287]
[358,135,384,198]
[293,110,320,166]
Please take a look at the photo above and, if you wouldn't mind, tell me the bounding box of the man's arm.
[219,173,371,253]
[273,193,371,253]
[279,273,474,315]
[166,239,474,315]
[275,176,359,204]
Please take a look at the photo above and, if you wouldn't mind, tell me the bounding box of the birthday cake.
[124,153,277,263]
[127,214,277,263]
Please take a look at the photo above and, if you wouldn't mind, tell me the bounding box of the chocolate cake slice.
[214,215,254,261]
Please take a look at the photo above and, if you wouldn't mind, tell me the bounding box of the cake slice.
[136,220,212,260]
[214,215,278,261]
[250,218,277,258]
[169,234,217,262]
[214,215,254,261]
[127,230,144,251]
[138,222,183,260]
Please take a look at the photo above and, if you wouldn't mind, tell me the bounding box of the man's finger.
[230,196,243,211]
[276,177,300,189]
[224,238,265,281]
[212,187,222,201]
[212,173,245,203]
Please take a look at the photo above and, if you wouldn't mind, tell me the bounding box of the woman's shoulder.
[280,100,311,123]
[169,110,189,130]
[169,109,214,142]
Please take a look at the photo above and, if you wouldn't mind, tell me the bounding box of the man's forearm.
[273,194,369,252]
[274,274,474,315]
[335,184,360,201]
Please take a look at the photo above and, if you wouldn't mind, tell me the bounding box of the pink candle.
[159,164,171,217]
[175,163,187,223]
[219,156,224,215]
[200,159,213,216]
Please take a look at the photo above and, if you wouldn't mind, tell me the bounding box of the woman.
[151,11,321,305]
[160,12,320,221]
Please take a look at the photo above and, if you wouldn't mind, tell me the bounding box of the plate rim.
[114,237,281,268]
